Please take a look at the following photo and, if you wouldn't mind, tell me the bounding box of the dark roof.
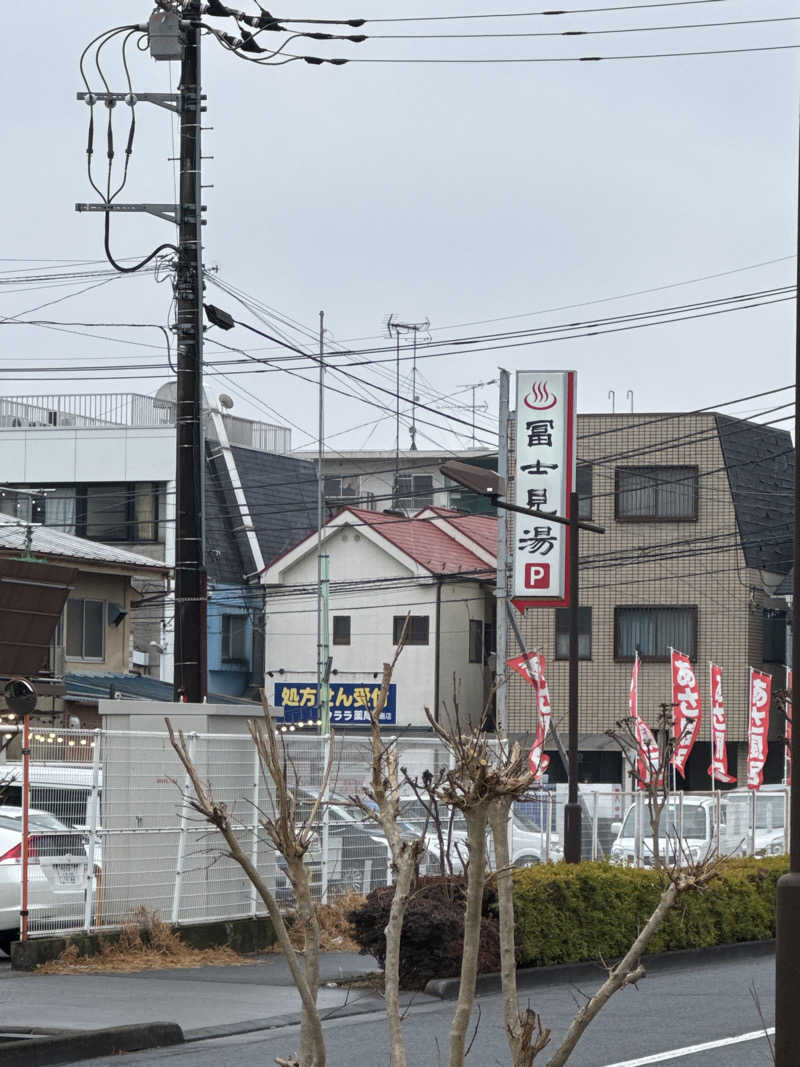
[203,447,318,586]
[231,447,318,564]
[715,414,794,575]
[65,671,257,705]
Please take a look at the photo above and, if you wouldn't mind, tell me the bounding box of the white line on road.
[601,1027,775,1067]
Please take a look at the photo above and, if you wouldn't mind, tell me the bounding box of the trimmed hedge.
[512,857,787,968]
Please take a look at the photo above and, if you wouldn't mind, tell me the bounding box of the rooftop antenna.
[385,315,430,503]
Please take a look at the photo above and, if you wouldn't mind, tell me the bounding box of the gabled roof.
[0,524,168,574]
[415,507,498,560]
[262,507,496,582]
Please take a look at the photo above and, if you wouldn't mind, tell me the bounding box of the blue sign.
[274,682,397,725]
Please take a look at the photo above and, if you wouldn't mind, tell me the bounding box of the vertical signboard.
[512,370,576,609]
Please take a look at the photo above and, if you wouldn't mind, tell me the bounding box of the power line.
[370,15,800,39]
[361,1,741,23]
[342,43,800,63]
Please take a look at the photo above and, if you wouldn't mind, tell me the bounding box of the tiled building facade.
[505,412,793,789]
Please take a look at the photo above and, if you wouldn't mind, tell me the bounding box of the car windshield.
[0,811,70,833]
[513,810,543,834]
[399,798,468,835]
[727,794,785,830]
[620,803,707,839]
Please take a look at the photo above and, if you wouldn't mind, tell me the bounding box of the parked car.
[723,787,788,857]
[0,806,88,953]
[609,797,716,867]
[509,808,563,866]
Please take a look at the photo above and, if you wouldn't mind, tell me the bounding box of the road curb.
[424,938,776,1000]
[0,1022,184,1067]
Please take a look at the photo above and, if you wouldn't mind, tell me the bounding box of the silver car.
[0,806,88,952]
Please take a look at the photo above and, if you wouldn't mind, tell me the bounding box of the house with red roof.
[260,507,497,730]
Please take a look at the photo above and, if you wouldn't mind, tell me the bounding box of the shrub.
[513,857,787,968]
[348,875,501,989]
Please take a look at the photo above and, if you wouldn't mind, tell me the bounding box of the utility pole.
[75,4,207,702]
[494,370,509,737]
[317,310,330,733]
[774,98,800,1064]
[173,0,207,703]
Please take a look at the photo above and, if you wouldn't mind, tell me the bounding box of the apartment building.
[505,411,793,790]
[0,389,317,698]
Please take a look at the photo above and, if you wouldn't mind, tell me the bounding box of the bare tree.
[350,642,423,1067]
[166,705,332,1067]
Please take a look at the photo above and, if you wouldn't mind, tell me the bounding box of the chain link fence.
[8,728,790,940]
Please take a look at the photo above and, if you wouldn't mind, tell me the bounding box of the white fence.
[10,729,790,940]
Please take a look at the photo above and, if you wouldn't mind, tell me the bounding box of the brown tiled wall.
[505,413,785,744]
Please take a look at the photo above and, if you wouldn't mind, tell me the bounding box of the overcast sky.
[0,0,797,453]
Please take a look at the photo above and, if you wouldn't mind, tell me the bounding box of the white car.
[509,808,563,866]
[609,797,716,867]
[0,806,88,952]
[723,788,788,858]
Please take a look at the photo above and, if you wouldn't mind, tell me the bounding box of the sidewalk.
[0,952,396,1039]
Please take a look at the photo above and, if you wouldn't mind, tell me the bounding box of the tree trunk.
[383,844,417,1067]
[288,856,323,1067]
[489,797,529,1066]
[546,880,678,1067]
[449,802,489,1067]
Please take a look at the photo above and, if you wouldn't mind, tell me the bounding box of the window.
[396,474,434,509]
[763,609,787,664]
[66,599,105,661]
[555,607,592,660]
[614,605,697,661]
[577,463,592,520]
[469,619,484,663]
[333,616,351,646]
[393,615,429,645]
[615,466,698,521]
[324,476,359,501]
[221,615,248,662]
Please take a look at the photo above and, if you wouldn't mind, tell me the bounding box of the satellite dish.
[218,394,234,411]
[4,678,37,717]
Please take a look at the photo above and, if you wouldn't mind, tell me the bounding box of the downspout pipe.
[434,577,443,724]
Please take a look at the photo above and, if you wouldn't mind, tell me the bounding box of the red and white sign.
[629,653,660,789]
[508,652,551,780]
[512,370,576,609]
[786,667,792,787]
[671,649,702,777]
[747,668,772,791]
[707,664,736,784]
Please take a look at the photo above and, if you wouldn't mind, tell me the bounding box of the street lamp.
[440,460,604,864]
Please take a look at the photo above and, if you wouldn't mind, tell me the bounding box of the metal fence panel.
[13,728,791,939]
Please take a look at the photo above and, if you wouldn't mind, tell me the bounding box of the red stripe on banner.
[671,649,702,777]
[747,668,772,790]
[508,652,551,780]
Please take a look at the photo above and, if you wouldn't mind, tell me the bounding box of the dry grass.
[276,891,365,953]
[36,909,250,975]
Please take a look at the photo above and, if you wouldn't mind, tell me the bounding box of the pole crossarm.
[75,203,183,225]
[76,91,205,115]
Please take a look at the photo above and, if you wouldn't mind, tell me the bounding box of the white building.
[290,447,496,516]
[261,507,498,731]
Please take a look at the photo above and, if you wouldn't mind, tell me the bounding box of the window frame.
[614,604,698,662]
[614,465,699,523]
[221,614,248,663]
[468,619,484,664]
[396,474,435,510]
[576,463,592,520]
[332,615,351,646]
[65,598,106,662]
[555,606,592,660]
[393,615,430,646]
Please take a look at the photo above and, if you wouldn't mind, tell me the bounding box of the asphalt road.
[78,948,775,1067]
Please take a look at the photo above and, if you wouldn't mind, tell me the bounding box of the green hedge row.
[512,857,787,968]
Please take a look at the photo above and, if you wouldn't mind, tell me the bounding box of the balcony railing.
[0,394,290,454]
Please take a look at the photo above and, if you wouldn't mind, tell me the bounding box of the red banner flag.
[508,652,551,780]
[707,664,736,784]
[628,653,660,789]
[671,649,702,777]
[785,667,792,787]
[747,668,772,791]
